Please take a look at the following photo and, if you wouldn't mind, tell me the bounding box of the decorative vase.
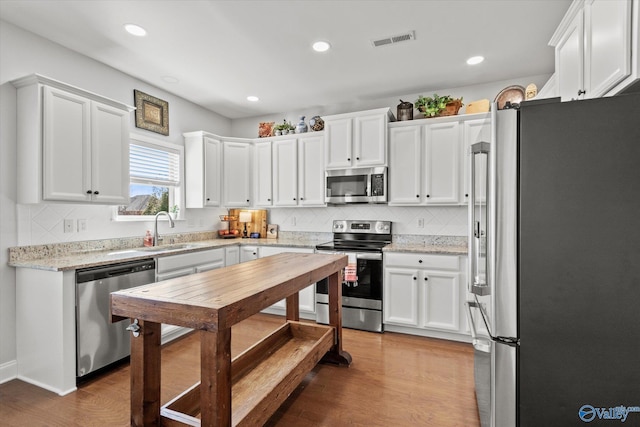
[296,116,308,133]
[275,130,282,136]
[309,115,324,131]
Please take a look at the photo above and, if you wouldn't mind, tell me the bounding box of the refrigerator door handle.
[469,142,491,296]
[465,301,491,353]
[471,297,520,348]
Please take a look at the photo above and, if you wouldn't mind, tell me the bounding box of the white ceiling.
[0,0,571,119]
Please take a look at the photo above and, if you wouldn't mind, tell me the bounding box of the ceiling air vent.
[372,31,415,48]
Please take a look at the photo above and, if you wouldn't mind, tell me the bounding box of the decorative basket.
[439,100,463,116]
[419,100,463,118]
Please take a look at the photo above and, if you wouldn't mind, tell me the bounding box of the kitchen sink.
[107,243,209,256]
[136,243,208,252]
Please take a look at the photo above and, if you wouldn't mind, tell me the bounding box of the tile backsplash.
[17,203,467,246]
[269,205,467,236]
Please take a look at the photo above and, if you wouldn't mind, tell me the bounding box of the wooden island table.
[110,252,351,427]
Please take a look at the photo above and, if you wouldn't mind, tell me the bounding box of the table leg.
[322,270,352,366]
[200,328,232,426]
[286,292,300,321]
[130,320,161,427]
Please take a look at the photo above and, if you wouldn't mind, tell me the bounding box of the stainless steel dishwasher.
[75,258,155,379]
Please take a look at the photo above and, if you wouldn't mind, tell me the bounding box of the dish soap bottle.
[143,230,153,247]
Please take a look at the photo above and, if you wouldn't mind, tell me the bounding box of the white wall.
[0,21,232,379]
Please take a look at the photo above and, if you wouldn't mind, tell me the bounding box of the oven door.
[316,251,382,308]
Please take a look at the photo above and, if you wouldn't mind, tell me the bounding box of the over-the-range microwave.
[325,166,387,204]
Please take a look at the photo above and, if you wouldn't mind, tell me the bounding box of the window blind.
[129,143,180,186]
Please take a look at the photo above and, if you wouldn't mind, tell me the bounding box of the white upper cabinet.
[12,74,132,204]
[271,134,325,207]
[423,121,461,205]
[550,0,633,100]
[272,138,299,206]
[389,114,488,206]
[388,125,422,204]
[184,132,222,208]
[297,135,325,206]
[222,139,252,207]
[324,108,394,169]
[462,117,492,203]
[253,140,273,207]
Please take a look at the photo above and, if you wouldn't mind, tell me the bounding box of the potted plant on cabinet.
[273,120,295,135]
[415,94,464,118]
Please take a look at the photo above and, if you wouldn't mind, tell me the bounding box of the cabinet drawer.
[157,248,224,273]
[384,252,460,270]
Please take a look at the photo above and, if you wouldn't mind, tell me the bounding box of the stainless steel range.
[315,220,391,332]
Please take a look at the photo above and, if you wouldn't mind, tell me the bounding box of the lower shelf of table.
[161,321,335,426]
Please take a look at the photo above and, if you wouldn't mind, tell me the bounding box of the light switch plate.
[64,219,74,233]
[267,224,278,239]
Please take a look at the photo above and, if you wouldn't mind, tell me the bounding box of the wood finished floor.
[0,314,480,426]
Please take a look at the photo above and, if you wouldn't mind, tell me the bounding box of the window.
[116,134,184,220]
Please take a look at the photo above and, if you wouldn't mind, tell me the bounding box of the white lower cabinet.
[240,246,259,263]
[384,252,469,342]
[225,245,240,266]
[258,246,316,319]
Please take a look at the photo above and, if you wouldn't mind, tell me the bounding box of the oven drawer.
[384,252,461,270]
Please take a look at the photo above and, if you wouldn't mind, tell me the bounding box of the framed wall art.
[134,89,169,135]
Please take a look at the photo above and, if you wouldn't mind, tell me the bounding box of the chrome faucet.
[153,211,175,246]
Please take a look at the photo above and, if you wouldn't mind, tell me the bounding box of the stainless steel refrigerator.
[466,93,640,427]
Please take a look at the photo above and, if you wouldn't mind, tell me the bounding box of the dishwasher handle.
[76,259,155,283]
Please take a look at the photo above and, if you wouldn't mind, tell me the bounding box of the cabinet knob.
[93,191,99,195]
[267,198,271,202]
[293,198,296,201]
[206,198,210,201]
[418,259,423,263]
[413,277,417,280]
[356,157,360,161]
[246,199,250,203]
[465,194,469,198]
[416,195,420,198]
[424,277,429,281]
[578,89,586,96]
[426,194,430,198]
[347,158,351,162]
[86,190,92,194]
[300,197,304,200]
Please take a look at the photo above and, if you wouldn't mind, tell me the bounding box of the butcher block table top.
[111,252,346,329]
[110,252,350,427]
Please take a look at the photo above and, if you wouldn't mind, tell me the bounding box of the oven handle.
[355,252,382,261]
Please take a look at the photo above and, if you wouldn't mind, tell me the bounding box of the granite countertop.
[8,232,468,272]
[383,242,468,255]
[8,236,328,272]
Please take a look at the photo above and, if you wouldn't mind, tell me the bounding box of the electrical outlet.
[77,219,87,232]
[64,219,74,233]
[417,218,424,228]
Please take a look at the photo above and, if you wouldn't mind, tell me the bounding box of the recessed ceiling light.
[247,96,259,102]
[467,56,484,65]
[124,24,147,37]
[312,41,331,53]
[162,76,179,84]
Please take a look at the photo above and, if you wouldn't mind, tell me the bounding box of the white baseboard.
[383,324,472,343]
[161,324,193,345]
[0,360,17,385]
[16,374,76,396]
